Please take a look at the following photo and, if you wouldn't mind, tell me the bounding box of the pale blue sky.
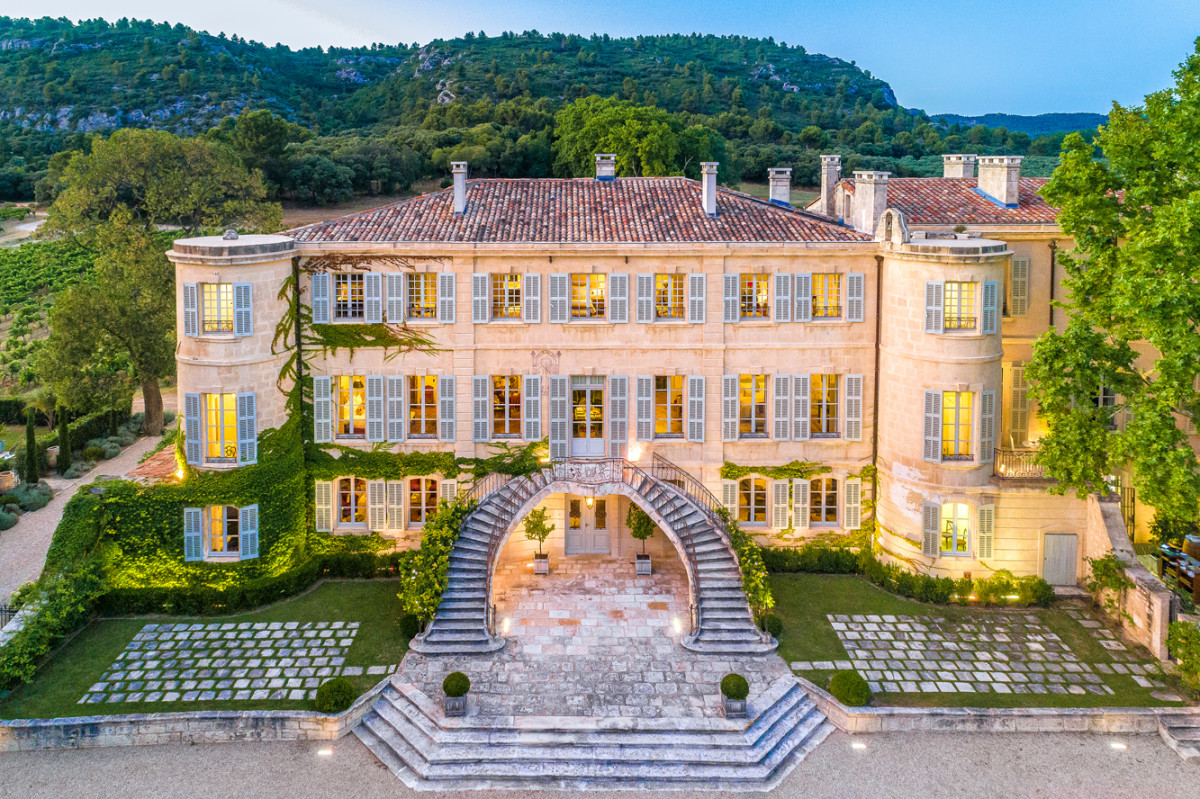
[5,0,1199,115]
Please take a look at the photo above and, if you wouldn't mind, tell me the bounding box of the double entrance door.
[570,376,605,458]
[564,495,611,555]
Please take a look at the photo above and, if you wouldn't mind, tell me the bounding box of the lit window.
[810,477,839,525]
[941,503,970,553]
[811,375,840,438]
[338,476,367,525]
[204,393,238,462]
[739,275,769,319]
[570,274,606,319]
[738,477,767,525]
[739,374,767,438]
[812,273,842,318]
[407,273,438,319]
[408,376,438,438]
[569,498,581,529]
[944,282,977,330]
[201,283,234,334]
[207,505,240,555]
[491,274,522,319]
[492,376,522,437]
[942,392,973,460]
[655,274,685,319]
[334,274,364,320]
[408,477,439,525]
[654,375,685,438]
[335,376,366,438]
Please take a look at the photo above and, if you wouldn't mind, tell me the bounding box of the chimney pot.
[767,167,792,206]
[942,154,977,179]
[451,161,468,214]
[819,154,841,217]
[976,155,1022,207]
[851,170,890,235]
[701,162,719,217]
[594,153,617,181]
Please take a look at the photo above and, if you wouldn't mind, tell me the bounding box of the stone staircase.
[353,675,833,791]
[1158,713,1200,761]
[410,460,774,656]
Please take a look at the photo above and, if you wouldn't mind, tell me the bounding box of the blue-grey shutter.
[847,272,865,322]
[523,375,541,440]
[387,376,406,442]
[315,482,333,533]
[239,504,259,560]
[773,375,791,440]
[688,274,706,324]
[774,274,792,323]
[845,375,863,441]
[844,479,862,531]
[363,272,383,324]
[438,375,456,442]
[981,280,999,334]
[793,273,812,322]
[687,376,705,442]
[386,273,404,323]
[978,504,996,559]
[721,480,738,513]
[923,390,942,462]
[1010,258,1030,317]
[237,392,257,464]
[924,281,944,334]
[793,374,810,441]
[311,273,330,324]
[386,481,404,531]
[367,481,386,532]
[793,478,810,531]
[313,376,333,443]
[548,274,568,323]
[922,501,941,557]
[366,375,385,442]
[722,274,739,323]
[233,282,253,337]
[472,274,490,323]
[635,376,654,441]
[636,274,654,323]
[184,392,201,465]
[472,375,490,442]
[980,390,996,463]
[549,376,568,460]
[609,273,628,323]
[772,480,790,529]
[721,375,738,441]
[523,274,541,323]
[437,273,455,323]
[609,375,628,458]
[182,283,199,337]
[184,507,203,561]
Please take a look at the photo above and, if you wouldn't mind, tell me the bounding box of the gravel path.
[0,436,161,602]
[0,730,1193,798]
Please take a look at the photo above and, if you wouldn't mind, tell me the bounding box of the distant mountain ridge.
[930,112,1107,136]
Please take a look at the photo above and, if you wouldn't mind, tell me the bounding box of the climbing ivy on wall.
[719,460,829,482]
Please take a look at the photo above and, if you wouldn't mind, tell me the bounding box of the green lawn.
[1,423,50,454]
[0,579,410,720]
[769,573,1186,709]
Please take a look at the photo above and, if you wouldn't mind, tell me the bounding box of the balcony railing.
[993,448,1048,480]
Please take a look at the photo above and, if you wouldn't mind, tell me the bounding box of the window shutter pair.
[183,505,258,561]
[793,374,811,441]
[548,375,568,460]
[773,375,791,440]
[387,376,406,442]
[793,273,812,322]
[609,273,629,323]
[1010,257,1030,317]
[977,504,996,560]
[636,274,654,323]
[635,376,654,442]
[182,282,252,336]
[237,392,257,464]
[772,480,790,528]
[311,273,331,324]
[438,376,456,441]
[722,274,740,323]
[609,375,628,458]
[688,274,706,323]
[922,390,942,462]
[687,376,705,442]
[721,375,739,441]
[844,375,864,442]
[184,393,202,465]
[313,376,333,444]
[921,501,941,557]
[471,274,490,323]
[523,274,541,323]
[472,376,491,442]
[792,478,810,531]
[774,274,792,322]
[524,375,542,440]
[924,281,945,334]
[846,272,865,323]
[981,280,999,335]
[548,274,569,323]
[386,273,404,322]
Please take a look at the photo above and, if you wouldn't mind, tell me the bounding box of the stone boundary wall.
[0,675,391,752]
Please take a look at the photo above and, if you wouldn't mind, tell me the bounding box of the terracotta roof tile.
[840,177,1059,225]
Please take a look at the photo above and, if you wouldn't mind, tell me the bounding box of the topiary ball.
[442,671,471,698]
[313,676,357,713]
[720,673,749,701]
[399,613,421,639]
[762,613,783,638]
[829,669,872,706]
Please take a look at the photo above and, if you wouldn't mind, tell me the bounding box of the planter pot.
[635,554,652,575]
[723,697,747,719]
[45,446,58,468]
[534,553,549,575]
[444,694,467,717]
[0,471,13,492]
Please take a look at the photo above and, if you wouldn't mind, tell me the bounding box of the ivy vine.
[719,460,829,482]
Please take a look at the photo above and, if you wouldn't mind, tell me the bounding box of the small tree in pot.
[443,671,471,717]
[627,504,655,575]
[721,673,749,719]
[524,506,554,575]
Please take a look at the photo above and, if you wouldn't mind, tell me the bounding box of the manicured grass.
[0,423,49,454]
[0,579,410,720]
[769,573,1185,709]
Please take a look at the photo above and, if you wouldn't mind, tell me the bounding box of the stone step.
[695,628,766,642]
[422,629,493,643]
[1161,714,1200,728]
[430,618,488,631]
[698,578,745,590]
[1166,726,1200,741]
[441,589,486,601]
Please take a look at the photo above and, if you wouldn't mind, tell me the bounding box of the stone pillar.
[767,167,791,206]
[851,171,890,235]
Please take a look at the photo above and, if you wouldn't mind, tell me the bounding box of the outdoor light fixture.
[1110,742,1127,751]
[585,496,594,508]
[317,748,333,757]
[628,443,644,462]
[671,617,682,635]
[851,741,867,751]
[502,618,511,634]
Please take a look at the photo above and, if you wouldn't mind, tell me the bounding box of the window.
[570,274,606,319]
[204,393,238,462]
[335,274,364,320]
[811,375,840,438]
[492,376,522,437]
[335,376,366,438]
[207,505,240,555]
[739,375,767,438]
[812,273,842,318]
[941,503,970,554]
[338,477,367,526]
[408,477,438,525]
[942,391,973,460]
[655,274,685,319]
[408,376,438,438]
[810,477,839,526]
[491,274,522,319]
[594,498,608,529]
[569,499,581,530]
[201,283,234,333]
[407,273,438,319]
[739,275,769,319]
[1094,385,1117,429]
[738,477,767,525]
[654,375,685,438]
[944,282,977,330]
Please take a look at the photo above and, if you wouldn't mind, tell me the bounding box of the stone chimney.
[767,167,792,206]
[701,162,718,217]
[451,161,468,215]
[595,153,617,181]
[942,154,977,179]
[976,155,1022,207]
[819,154,841,216]
[851,171,890,235]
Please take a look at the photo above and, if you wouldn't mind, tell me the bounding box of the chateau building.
[168,153,1185,588]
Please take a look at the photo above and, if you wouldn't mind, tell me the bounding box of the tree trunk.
[141,378,164,436]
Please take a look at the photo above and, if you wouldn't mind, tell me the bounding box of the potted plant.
[627,504,655,575]
[524,506,553,575]
[721,673,749,719]
[443,671,470,717]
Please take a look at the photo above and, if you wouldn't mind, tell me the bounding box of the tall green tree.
[1027,41,1200,522]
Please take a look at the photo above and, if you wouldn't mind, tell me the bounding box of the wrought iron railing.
[944,315,977,331]
[993,448,1048,480]
[467,471,514,503]
[0,604,15,628]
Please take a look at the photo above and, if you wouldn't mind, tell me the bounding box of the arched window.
[810,477,839,526]
[409,477,439,525]
[338,477,367,525]
[737,477,767,525]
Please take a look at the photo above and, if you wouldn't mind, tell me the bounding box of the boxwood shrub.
[442,671,471,698]
[314,676,357,713]
[720,673,749,701]
[829,670,872,706]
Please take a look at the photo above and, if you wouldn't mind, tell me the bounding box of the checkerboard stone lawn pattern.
[791,613,1167,695]
[77,621,398,706]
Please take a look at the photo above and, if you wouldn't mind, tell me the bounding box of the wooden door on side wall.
[1042,533,1078,586]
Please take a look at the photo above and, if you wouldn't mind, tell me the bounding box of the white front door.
[564,496,611,555]
[570,376,606,458]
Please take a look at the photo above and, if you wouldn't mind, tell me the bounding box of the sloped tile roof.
[841,177,1059,225]
[287,177,870,244]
